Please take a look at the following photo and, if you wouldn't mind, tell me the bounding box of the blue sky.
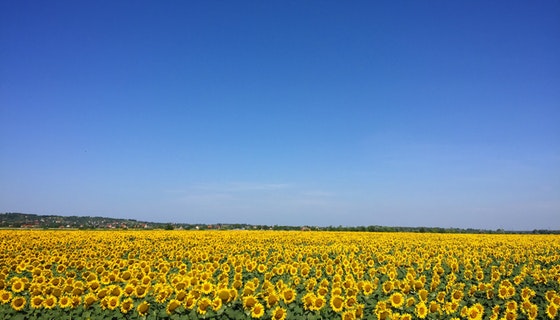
[1,1,559,230]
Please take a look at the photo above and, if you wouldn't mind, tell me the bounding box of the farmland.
[0,230,559,319]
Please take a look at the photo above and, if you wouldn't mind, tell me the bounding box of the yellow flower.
[418,289,428,302]
[217,288,230,302]
[416,301,428,319]
[330,295,344,313]
[30,296,43,309]
[313,295,326,311]
[401,313,413,320]
[184,293,197,310]
[467,305,484,320]
[243,295,258,310]
[137,301,150,317]
[43,295,57,309]
[546,303,558,319]
[451,289,463,301]
[545,290,556,302]
[11,279,25,293]
[342,310,356,320]
[429,300,440,314]
[251,302,265,318]
[201,281,213,295]
[212,297,222,311]
[106,296,119,310]
[120,298,134,314]
[59,296,72,308]
[362,281,374,295]
[382,281,393,295]
[271,306,287,320]
[197,297,212,315]
[266,291,279,307]
[281,288,296,304]
[123,283,135,296]
[345,295,357,309]
[11,296,26,311]
[390,292,405,308]
[166,299,181,314]
[0,290,12,304]
[83,292,97,307]
[134,285,148,298]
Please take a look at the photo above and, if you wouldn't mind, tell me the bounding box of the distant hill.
[0,212,227,230]
[0,212,557,234]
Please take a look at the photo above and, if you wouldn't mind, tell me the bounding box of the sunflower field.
[0,230,559,320]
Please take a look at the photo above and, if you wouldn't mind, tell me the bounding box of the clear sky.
[1,1,559,230]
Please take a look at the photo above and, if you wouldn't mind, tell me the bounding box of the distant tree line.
[1,212,558,234]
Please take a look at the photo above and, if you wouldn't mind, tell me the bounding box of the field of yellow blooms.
[0,230,559,320]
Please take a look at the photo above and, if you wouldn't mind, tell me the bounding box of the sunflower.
[40,294,57,309]
[415,301,428,319]
[11,296,26,311]
[197,297,212,315]
[401,313,413,320]
[231,279,242,290]
[521,287,534,301]
[330,295,344,313]
[466,305,483,320]
[527,305,538,320]
[266,292,279,308]
[281,288,296,304]
[0,290,12,304]
[451,289,463,301]
[382,281,393,295]
[120,270,132,282]
[120,298,134,314]
[123,283,135,296]
[317,286,328,297]
[553,295,560,307]
[436,291,446,303]
[546,303,558,319]
[341,310,356,320]
[11,279,25,293]
[135,285,148,298]
[173,289,186,302]
[109,285,122,297]
[216,288,230,301]
[166,299,181,314]
[30,296,43,309]
[362,281,374,296]
[211,297,222,311]
[97,288,109,300]
[406,297,416,307]
[107,296,119,310]
[229,288,238,302]
[83,292,97,307]
[201,281,213,295]
[271,306,287,320]
[506,300,517,313]
[390,292,405,308]
[250,302,265,318]
[184,293,197,310]
[137,301,150,317]
[429,301,440,314]
[331,287,343,296]
[59,296,72,308]
[88,280,100,292]
[313,295,326,311]
[504,311,517,320]
[345,295,357,309]
[243,295,258,310]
